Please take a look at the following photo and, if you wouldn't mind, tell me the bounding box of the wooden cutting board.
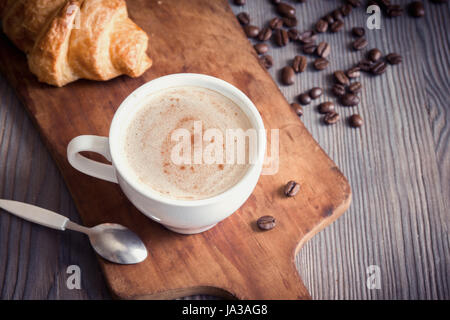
[0,0,351,299]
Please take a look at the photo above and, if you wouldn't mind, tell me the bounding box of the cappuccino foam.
[123,86,253,200]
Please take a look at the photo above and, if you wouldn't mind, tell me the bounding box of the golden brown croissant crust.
[0,0,152,87]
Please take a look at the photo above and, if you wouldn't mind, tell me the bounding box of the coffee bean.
[318,101,335,114]
[332,83,346,97]
[302,43,317,54]
[409,1,425,17]
[292,55,307,73]
[340,4,353,16]
[274,29,289,46]
[254,43,269,54]
[259,55,273,69]
[257,215,276,230]
[348,114,364,127]
[281,66,295,85]
[291,102,303,116]
[348,81,362,93]
[244,25,260,38]
[315,19,328,33]
[316,42,331,58]
[309,87,323,99]
[287,28,300,41]
[352,37,368,50]
[323,112,340,125]
[330,20,344,33]
[386,4,404,17]
[237,12,250,25]
[298,93,311,105]
[368,48,382,62]
[277,2,296,18]
[283,16,298,27]
[284,180,300,197]
[298,30,316,44]
[332,9,343,20]
[358,59,374,72]
[334,70,350,85]
[386,52,402,65]
[233,0,246,6]
[258,27,272,41]
[269,17,283,29]
[323,14,335,24]
[371,60,387,75]
[271,0,281,4]
[352,27,365,37]
[340,93,360,106]
[346,67,361,78]
[346,0,362,7]
[313,58,329,70]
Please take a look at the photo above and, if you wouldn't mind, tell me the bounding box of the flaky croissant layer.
[1,0,152,86]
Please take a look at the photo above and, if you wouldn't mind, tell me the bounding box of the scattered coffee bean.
[313,57,329,70]
[340,93,360,106]
[287,28,300,41]
[315,19,329,33]
[244,25,260,38]
[409,1,425,17]
[352,27,365,37]
[324,14,335,24]
[281,66,295,85]
[257,215,276,230]
[323,112,340,125]
[292,55,307,73]
[346,67,361,78]
[358,59,374,72]
[277,2,296,18]
[330,20,344,33]
[283,16,298,27]
[340,3,353,16]
[284,180,300,197]
[318,101,335,114]
[274,29,289,46]
[258,27,272,41]
[309,87,323,99]
[316,42,331,58]
[386,4,404,17]
[386,52,402,65]
[334,70,350,85]
[254,43,269,54]
[348,81,362,93]
[371,60,388,75]
[233,0,246,6]
[368,48,382,62]
[291,102,303,116]
[352,37,368,50]
[332,9,343,20]
[348,114,364,127]
[302,43,317,54]
[298,93,312,105]
[271,0,281,4]
[237,12,250,25]
[269,17,283,29]
[346,0,362,7]
[259,55,273,69]
[332,83,346,97]
[298,30,316,44]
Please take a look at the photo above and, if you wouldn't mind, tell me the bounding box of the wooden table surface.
[0,1,448,299]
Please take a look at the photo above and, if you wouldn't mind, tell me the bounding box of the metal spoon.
[0,199,147,264]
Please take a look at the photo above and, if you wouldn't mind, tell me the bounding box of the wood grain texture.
[0,0,351,300]
[0,0,449,299]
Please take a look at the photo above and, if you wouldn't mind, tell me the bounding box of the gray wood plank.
[0,0,449,299]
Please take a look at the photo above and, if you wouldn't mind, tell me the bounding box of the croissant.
[0,0,152,87]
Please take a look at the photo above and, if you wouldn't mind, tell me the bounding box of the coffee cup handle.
[67,135,118,183]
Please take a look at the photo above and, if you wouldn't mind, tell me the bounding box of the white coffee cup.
[67,74,266,234]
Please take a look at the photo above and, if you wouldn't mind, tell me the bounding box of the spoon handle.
[0,199,69,230]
